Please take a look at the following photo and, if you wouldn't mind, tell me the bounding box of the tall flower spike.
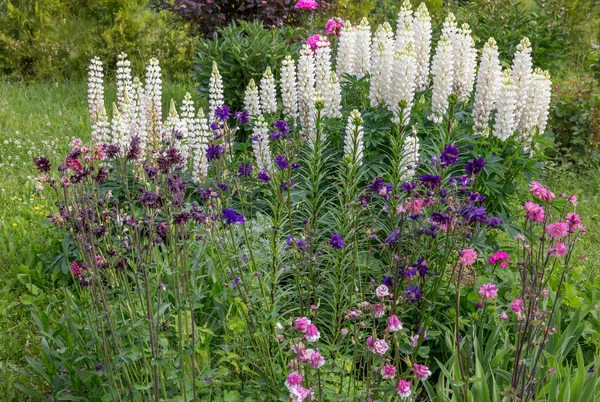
[429,34,454,124]
[164,99,180,141]
[395,0,413,53]
[472,38,502,133]
[144,58,162,149]
[260,67,278,114]
[298,44,317,137]
[399,134,420,181]
[314,38,340,118]
[534,69,551,134]
[244,79,262,117]
[492,69,518,142]
[517,68,552,148]
[252,115,274,173]
[116,53,133,113]
[191,108,210,182]
[344,109,364,166]
[327,74,343,118]
[280,56,299,120]
[511,38,533,133]
[370,23,394,107]
[336,21,356,79]
[413,3,432,92]
[129,77,147,151]
[88,57,105,125]
[179,92,196,159]
[111,104,130,150]
[92,104,110,144]
[389,37,416,125]
[208,61,224,121]
[454,24,477,102]
[355,18,372,79]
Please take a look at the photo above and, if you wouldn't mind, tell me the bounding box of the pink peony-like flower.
[546,221,569,238]
[295,317,311,332]
[510,297,525,314]
[289,386,312,402]
[565,212,582,233]
[568,194,578,206]
[551,242,567,257]
[479,283,499,300]
[298,347,314,363]
[488,251,510,269]
[529,181,555,201]
[305,34,329,52]
[295,0,318,10]
[325,17,345,36]
[340,328,349,336]
[372,303,386,318]
[310,351,325,368]
[387,315,403,332]
[459,248,478,266]
[406,199,424,213]
[285,371,303,389]
[72,138,83,149]
[412,363,432,380]
[499,311,509,320]
[396,379,412,398]
[373,339,389,355]
[304,324,320,342]
[366,336,374,349]
[70,262,83,279]
[524,201,545,222]
[376,284,389,299]
[382,364,396,379]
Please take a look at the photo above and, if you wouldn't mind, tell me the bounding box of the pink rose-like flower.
[382,364,396,379]
[529,181,555,201]
[295,317,311,333]
[479,283,498,300]
[295,0,318,10]
[568,194,578,206]
[372,303,386,318]
[488,251,510,268]
[387,315,403,332]
[366,336,374,349]
[406,199,424,213]
[396,379,412,398]
[289,386,312,402]
[310,351,325,368]
[285,371,303,389]
[499,311,509,320]
[412,363,432,380]
[551,242,567,257]
[524,201,545,222]
[376,284,389,299]
[305,34,329,52]
[72,138,83,149]
[546,221,569,238]
[298,347,314,363]
[459,248,478,266]
[372,339,389,355]
[510,297,525,314]
[304,324,320,342]
[325,17,345,36]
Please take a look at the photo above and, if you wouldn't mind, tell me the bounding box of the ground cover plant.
[10,1,599,400]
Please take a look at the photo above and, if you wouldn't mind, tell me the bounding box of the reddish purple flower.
[479,283,498,300]
[396,379,412,398]
[412,363,432,380]
[295,0,318,10]
[33,156,51,172]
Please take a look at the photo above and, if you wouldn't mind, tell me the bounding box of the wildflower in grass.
[413,3,432,91]
[429,34,453,123]
[387,315,403,332]
[488,251,510,268]
[546,221,569,238]
[568,194,578,206]
[465,157,486,175]
[304,324,320,342]
[473,38,502,133]
[355,18,372,78]
[325,17,345,36]
[221,209,245,225]
[370,23,394,107]
[529,181,555,201]
[285,371,303,389]
[376,284,389,299]
[440,144,459,166]
[510,297,525,314]
[373,339,389,355]
[500,311,509,320]
[244,79,262,116]
[550,242,567,257]
[33,157,51,172]
[260,67,278,114]
[413,363,432,380]
[295,0,317,10]
[330,233,345,249]
[524,201,545,222]
[382,364,397,379]
[396,379,412,398]
[459,248,477,266]
[479,283,498,300]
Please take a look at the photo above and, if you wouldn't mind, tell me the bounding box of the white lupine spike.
[441,12,459,90]
[260,67,278,114]
[326,73,343,118]
[164,99,180,141]
[344,109,364,166]
[111,104,131,150]
[92,105,110,144]
[116,53,133,113]
[280,56,299,120]
[129,77,147,151]
[244,79,262,117]
[144,58,162,148]
[208,61,224,121]
[191,109,210,182]
[454,24,478,102]
[389,41,416,125]
[511,38,533,133]
[492,69,518,141]
[336,21,356,79]
[413,3,432,92]
[395,0,414,53]
[252,115,274,173]
[355,18,372,79]
[314,38,340,118]
[429,34,454,124]
[298,44,317,137]
[517,69,552,144]
[534,70,551,133]
[472,38,502,133]
[399,134,420,181]
[179,92,196,159]
[88,57,105,125]
[370,23,394,107]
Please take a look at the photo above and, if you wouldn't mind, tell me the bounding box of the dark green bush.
[0,0,196,81]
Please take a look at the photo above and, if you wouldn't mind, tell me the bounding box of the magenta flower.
[381,364,396,379]
[285,371,303,389]
[479,283,498,300]
[289,386,312,401]
[295,0,318,10]
[546,221,569,238]
[529,181,555,201]
[396,379,412,398]
[459,248,478,266]
[310,351,325,368]
[304,324,320,342]
[373,339,389,355]
[524,201,545,222]
[412,363,432,380]
[550,242,567,257]
[294,317,311,332]
[306,34,329,52]
[499,311,509,320]
[488,251,510,268]
[365,336,374,349]
[325,17,345,36]
[387,315,403,332]
[510,297,525,314]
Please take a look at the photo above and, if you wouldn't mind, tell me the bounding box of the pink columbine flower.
[488,251,510,268]
[406,199,424,213]
[295,0,318,10]
[412,363,432,380]
[548,368,557,374]
[310,351,325,368]
[373,339,389,355]
[325,17,345,36]
[376,284,389,299]
[289,386,312,402]
[70,262,83,279]
[396,379,412,398]
[529,181,555,201]
[546,221,569,238]
[295,317,311,333]
[298,347,314,363]
[479,283,499,300]
[285,371,303,389]
[476,300,484,309]
[304,324,320,342]
[459,248,478,266]
[305,34,329,52]
[372,303,386,318]
[366,336,374,349]
[550,242,567,257]
[524,201,545,222]
[387,315,403,332]
[565,212,582,232]
[510,297,525,314]
[542,289,549,298]
[382,364,396,379]
[500,311,509,320]
[340,328,349,336]
[568,194,578,206]
[72,138,83,149]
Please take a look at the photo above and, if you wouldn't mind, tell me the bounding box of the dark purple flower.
[93,167,109,184]
[385,229,401,244]
[95,363,103,371]
[401,181,418,192]
[468,192,486,203]
[105,144,120,159]
[382,276,393,287]
[280,180,294,190]
[440,144,459,166]
[275,155,289,170]
[273,120,289,137]
[221,208,245,225]
[330,233,345,249]
[251,134,262,142]
[126,136,141,161]
[486,216,503,228]
[465,157,486,175]
[424,223,439,238]
[237,163,252,178]
[369,177,385,193]
[173,212,190,225]
[270,132,281,140]
[296,239,308,252]
[460,204,488,224]
[33,156,51,172]
[210,122,220,131]
[292,162,301,169]
[403,285,423,304]
[257,170,271,183]
[206,144,225,161]
[217,182,228,191]
[139,191,162,209]
[420,175,441,189]
[431,212,451,225]
[145,166,158,180]
[168,175,187,195]
[236,109,249,125]
[232,277,241,288]
[414,258,428,276]
[215,104,231,121]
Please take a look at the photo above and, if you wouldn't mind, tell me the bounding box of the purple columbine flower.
[296,239,308,252]
[168,175,187,195]
[330,233,345,249]
[401,181,418,192]
[126,136,141,161]
[291,162,301,169]
[420,174,442,189]
[206,144,225,161]
[385,229,401,244]
[237,163,252,178]
[236,109,249,125]
[382,276,393,287]
[105,144,120,159]
[257,170,271,183]
[486,216,503,228]
[369,177,385,193]
[270,132,281,140]
[33,156,51,172]
[414,258,428,276]
[221,208,245,225]
[460,204,488,224]
[275,155,289,169]
[273,120,289,137]
[139,191,162,209]
[215,104,231,121]
[465,157,486,175]
[403,285,423,304]
[440,144,459,166]
[431,212,451,226]
[144,166,158,180]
